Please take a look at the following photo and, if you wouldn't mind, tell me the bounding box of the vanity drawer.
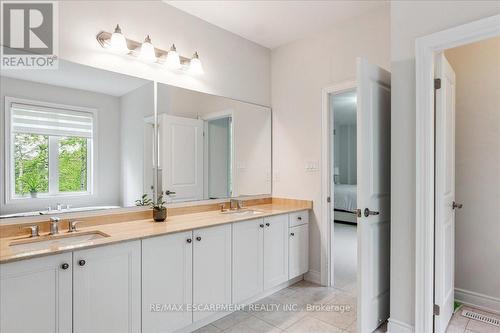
[289,210,309,227]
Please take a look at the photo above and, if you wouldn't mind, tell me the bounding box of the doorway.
[414,14,500,333]
[322,57,391,333]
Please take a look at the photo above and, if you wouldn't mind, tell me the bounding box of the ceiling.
[1,60,150,97]
[165,0,386,49]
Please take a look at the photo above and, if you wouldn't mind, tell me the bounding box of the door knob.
[364,208,380,217]
[452,201,463,209]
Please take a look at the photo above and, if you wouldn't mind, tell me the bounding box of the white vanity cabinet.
[73,240,141,333]
[0,253,72,333]
[263,214,289,289]
[193,224,232,322]
[289,211,309,279]
[232,218,264,303]
[142,231,193,333]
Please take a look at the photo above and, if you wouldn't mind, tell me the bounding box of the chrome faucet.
[230,199,243,210]
[49,217,61,235]
[68,220,82,233]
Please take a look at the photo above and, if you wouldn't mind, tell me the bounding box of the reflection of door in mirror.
[0,60,155,219]
[206,116,232,199]
[157,83,271,204]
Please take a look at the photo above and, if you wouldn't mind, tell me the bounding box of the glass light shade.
[189,53,203,75]
[165,45,181,69]
[139,36,156,63]
[109,31,128,54]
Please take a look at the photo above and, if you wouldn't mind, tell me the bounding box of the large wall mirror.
[157,83,271,203]
[0,61,272,220]
[0,60,156,219]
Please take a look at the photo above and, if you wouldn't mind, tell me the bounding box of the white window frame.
[4,96,98,203]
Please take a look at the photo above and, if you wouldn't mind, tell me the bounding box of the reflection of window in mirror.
[6,99,95,200]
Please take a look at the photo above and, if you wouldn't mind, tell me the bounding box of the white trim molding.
[387,318,414,333]
[320,80,356,287]
[455,288,500,315]
[415,14,500,333]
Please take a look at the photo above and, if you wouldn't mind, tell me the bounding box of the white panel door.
[263,214,289,289]
[0,253,72,333]
[193,224,232,322]
[161,115,204,202]
[232,218,264,303]
[142,231,193,333]
[356,57,391,333]
[289,224,309,279]
[434,52,456,333]
[73,241,141,333]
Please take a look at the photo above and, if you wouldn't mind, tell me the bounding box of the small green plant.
[21,173,42,194]
[135,194,153,207]
[151,195,166,210]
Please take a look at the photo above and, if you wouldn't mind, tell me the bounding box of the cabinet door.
[142,231,193,333]
[0,253,72,333]
[289,224,309,279]
[193,224,231,322]
[232,218,264,303]
[73,240,141,333]
[264,214,289,289]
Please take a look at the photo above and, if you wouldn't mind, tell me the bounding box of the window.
[6,98,95,199]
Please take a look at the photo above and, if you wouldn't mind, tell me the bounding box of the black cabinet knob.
[290,233,295,236]
[259,224,264,228]
[297,216,302,220]
[186,238,192,243]
[61,263,69,270]
[196,236,202,241]
[265,223,270,227]
[78,259,86,266]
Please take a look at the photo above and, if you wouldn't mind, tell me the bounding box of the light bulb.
[109,24,128,54]
[139,35,156,63]
[165,44,181,69]
[189,52,203,75]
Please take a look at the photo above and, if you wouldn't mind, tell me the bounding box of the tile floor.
[446,306,500,333]
[194,280,386,333]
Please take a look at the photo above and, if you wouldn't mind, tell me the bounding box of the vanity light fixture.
[109,24,129,54]
[96,25,203,75]
[139,35,157,63]
[165,44,181,69]
[189,52,204,75]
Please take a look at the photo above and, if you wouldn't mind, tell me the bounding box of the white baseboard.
[387,318,414,333]
[455,288,500,315]
[304,269,321,285]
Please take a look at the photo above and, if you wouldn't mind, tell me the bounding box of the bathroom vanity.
[0,199,310,333]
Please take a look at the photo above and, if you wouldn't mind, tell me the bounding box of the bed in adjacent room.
[334,184,357,224]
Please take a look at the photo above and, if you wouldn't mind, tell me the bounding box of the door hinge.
[433,304,440,316]
[434,78,441,90]
[327,196,331,203]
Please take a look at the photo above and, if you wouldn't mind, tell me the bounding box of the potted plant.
[135,194,153,207]
[151,195,167,222]
[22,174,41,198]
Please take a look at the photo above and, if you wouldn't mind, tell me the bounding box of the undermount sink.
[10,231,110,252]
[221,209,264,216]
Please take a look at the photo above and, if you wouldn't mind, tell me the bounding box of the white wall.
[445,37,500,305]
[390,1,500,330]
[0,77,121,215]
[271,6,390,277]
[120,82,155,207]
[58,1,270,106]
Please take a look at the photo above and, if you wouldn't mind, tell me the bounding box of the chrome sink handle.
[49,217,61,235]
[23,225,40,237]
[68,220,82,233]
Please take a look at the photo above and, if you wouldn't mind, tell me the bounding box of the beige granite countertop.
[0,201,311,264]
